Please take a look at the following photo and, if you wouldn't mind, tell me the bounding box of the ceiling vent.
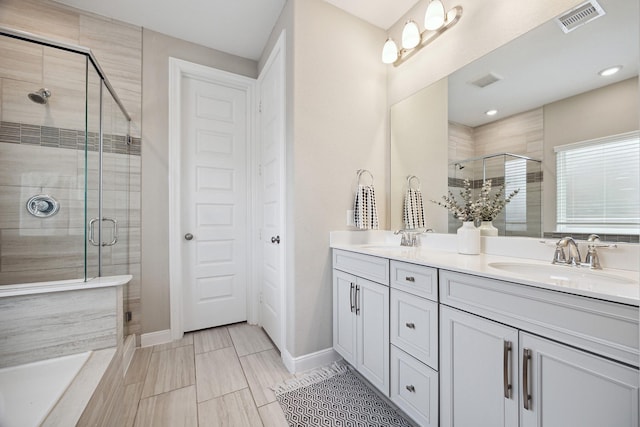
[556,0,606,33]
[469,72,502,89]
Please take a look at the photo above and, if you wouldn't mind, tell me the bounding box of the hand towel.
[354,184,379,230]
[403,187,425,229]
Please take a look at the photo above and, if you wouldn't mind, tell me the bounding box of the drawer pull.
[405,276,416,282]
[405,322,416,329]
[405,385,415,393]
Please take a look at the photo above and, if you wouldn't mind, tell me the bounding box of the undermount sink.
[488,262,638,286]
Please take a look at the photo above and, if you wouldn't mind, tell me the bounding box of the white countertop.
[331,235,640,306]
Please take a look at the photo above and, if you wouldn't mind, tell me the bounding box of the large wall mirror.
[390,0,639,239]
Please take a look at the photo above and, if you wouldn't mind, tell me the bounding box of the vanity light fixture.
[382,2,463,66]
[598,65,622,76]
[485,109,498,116]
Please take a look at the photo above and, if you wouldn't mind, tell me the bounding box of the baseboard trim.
[140,329,172,348]
[281,347,341,374]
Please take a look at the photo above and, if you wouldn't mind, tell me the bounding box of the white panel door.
[520,332,639,427]
[440,306,519,427]
[181,75,248,332]
[333,270,357,366]
[258,38,285,349]
[357,278,390,395]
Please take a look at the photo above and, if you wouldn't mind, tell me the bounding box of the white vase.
[457,221,481,255]
[479,220,499,236]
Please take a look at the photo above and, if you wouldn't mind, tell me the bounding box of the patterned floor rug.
[273,363,413,427]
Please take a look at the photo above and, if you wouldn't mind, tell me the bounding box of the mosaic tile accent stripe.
[0,121,140,156]
[543,232,639,244]
[448,171,544,189]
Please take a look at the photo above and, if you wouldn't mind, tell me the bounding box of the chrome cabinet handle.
[355,285,360,315]
[88,218,99,246]
[523,348,532,410]
[102,217,118,246]
[405,322,416,329]
[503,341,512,399]
[185,233,194,241]
[349,283,355,313]
[406,385,415,393]
[405,276,415,282]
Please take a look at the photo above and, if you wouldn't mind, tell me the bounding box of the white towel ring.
[356,169,374,186]
[407,175,421,190]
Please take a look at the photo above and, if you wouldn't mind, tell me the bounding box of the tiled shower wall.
[447,108,544,236]
[0,0,142,339]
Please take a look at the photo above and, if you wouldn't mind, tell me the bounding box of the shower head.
[28,88,51,105]
[455,163,465,170]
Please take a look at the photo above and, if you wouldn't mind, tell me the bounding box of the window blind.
[555,131,640,233]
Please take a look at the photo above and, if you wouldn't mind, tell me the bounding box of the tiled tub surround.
[0,275,131,368]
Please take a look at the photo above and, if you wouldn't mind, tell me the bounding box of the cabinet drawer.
[390,289,438,369]
[333,249,389,285]
[440,269,639,367]
[390,346,439,427]
[391,261,437,301]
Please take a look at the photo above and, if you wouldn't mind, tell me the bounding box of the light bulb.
[425,0,446,31]
[382,38,399,64]
[402,20,421,49]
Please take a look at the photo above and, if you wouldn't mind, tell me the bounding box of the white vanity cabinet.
[333,250,389,395]
[440,270,640,427]
[389,261,439,427]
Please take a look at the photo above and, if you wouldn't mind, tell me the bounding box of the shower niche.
[0,28,139,300]
[447,153,543,237]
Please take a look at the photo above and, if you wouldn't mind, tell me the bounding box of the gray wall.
[140,29,257,334]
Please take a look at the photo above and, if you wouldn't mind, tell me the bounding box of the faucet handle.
[551,245,566,265]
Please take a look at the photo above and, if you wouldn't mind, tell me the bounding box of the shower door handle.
[102,217,118,246]
[88,218,100,246]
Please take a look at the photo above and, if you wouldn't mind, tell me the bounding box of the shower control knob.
[184,233,194,241]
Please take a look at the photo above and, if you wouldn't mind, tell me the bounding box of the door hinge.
[125,311,132,322]
[258,163,263,176]
[259,229,263,240]
[258,101,262,113]
[259,292,263,303]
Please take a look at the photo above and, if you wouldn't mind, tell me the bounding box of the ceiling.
[448,0,639,127]
[51,0,417,60]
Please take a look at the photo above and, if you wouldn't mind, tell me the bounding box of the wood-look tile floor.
[125,323,291,427]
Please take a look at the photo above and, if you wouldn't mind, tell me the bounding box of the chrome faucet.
[394,228,433,247]
[553,236,581,266]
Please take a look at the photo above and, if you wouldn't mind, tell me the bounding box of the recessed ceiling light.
[599,66,622,77]
[485,109,498,116]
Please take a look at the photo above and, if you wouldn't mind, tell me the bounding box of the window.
[555,131,640,233]
[504,158,527,232]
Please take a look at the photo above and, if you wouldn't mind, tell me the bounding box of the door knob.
[271,235,280,244]
[184,233,194,241]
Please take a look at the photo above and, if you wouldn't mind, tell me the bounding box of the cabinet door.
[333,270,357,366]
[440,306,519,427]
[520,332,639,427]
[357,278,390,395]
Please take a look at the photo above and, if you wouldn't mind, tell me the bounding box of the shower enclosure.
[0,28,138,335]
[447,153,543,237]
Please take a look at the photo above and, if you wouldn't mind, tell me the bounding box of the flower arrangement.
[431,179,519,222]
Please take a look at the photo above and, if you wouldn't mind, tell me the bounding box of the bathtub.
[0,351,91,427]
[0,275,132,425]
